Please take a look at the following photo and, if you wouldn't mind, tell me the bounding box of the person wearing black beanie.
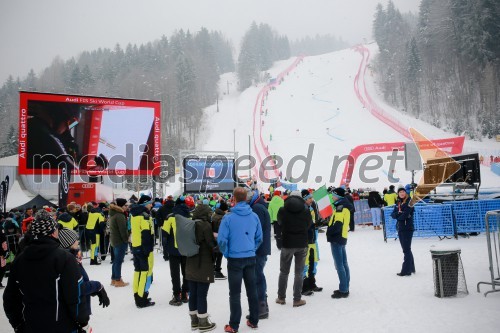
[3,214,90,332]
[391,188,415,277]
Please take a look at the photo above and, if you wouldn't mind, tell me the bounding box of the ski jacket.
[3,237,88,332]
[268,195,284,223]
[390,197,414,231]
[109,205,128,247]
[129,204,154,255]
[217,202,262,258]
[277,196,312,249]
[161,204,191,257]
[57,212,78,230]
[250,198,272,257]
[327,197,353,245]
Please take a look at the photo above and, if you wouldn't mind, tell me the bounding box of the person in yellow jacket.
[162,196,194,306]
[130,195,155,308]
[85,203,105,265]
[57,210,78,230]
[383,185,398,206]
[326,188,353,299]
[267,190,284,249]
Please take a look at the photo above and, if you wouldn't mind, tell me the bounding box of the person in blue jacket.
[217,187,263,333]
[391,187,415,276]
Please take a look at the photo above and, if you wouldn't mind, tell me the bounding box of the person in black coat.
[344,190,356,231]
[276,192,312,307]
[249,189,272,319]
[3,210,89,332]
[156,196,175,261]
[368,190,384,230]
[391,187,415,276]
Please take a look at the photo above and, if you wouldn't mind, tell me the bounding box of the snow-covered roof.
[0,154,18,166]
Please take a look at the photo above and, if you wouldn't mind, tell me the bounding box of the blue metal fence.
[383,199,500,240]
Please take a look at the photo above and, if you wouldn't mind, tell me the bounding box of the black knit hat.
[138,195,152,205]
[31,210,58,238]
[332,187,345,198]
[58,228,79,249]
[116,198,127,207]
[397,187,406,194]
[219,201,229,211]
[301,189,312,200]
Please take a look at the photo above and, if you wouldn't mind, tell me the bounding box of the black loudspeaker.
[423,153,480,186]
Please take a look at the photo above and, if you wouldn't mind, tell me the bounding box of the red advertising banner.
[18,91,161,175]
[340,136,465,185]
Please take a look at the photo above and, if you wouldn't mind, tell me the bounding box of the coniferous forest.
[0,23,346,157]
[373,0,500,139]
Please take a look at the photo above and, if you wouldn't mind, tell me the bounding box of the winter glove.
[97,287,110,308]
[77,322,89,333]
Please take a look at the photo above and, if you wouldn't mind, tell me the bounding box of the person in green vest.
[268,190,284,250]
[384,185,398,206]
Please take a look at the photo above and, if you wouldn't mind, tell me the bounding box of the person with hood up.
[186,204,217,332]
[109,198,130,287]
[327,188,354,299]
[59,228,110,331]
[275,190,312,308]
[247,188,272,319]
[391,187,415,277]
[3,210,89,332]
[217,187,262,333]
[211,201,229,280]
[130,195,155,308]
[162,195,195,306]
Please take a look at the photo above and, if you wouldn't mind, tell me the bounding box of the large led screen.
[183,157,236,193]
[18,92,161,175]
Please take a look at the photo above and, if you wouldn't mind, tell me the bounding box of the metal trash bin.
[430,246,468,298]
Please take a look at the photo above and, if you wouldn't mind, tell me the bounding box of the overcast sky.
[0,0,420,84]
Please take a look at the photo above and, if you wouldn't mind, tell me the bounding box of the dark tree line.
[237,22,291,91]
[373,0,500,139]
[0,27,235,157]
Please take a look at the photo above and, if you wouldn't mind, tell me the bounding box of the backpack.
[174,215,199,257]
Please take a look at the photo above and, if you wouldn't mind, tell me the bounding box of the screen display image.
[18,92,161,175]
[183,157,236,193]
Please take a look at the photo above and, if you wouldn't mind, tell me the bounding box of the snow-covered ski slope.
[200,44,500,191]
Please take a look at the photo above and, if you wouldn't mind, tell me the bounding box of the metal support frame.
[477,210,500,296]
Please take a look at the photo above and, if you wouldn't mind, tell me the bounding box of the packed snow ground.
[2,227,499,333]
[2,46,500,332]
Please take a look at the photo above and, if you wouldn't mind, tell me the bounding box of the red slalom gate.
[352,45,411,139]
[252,56,305,180]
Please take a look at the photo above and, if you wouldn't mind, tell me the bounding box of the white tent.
[6,180,34,210]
